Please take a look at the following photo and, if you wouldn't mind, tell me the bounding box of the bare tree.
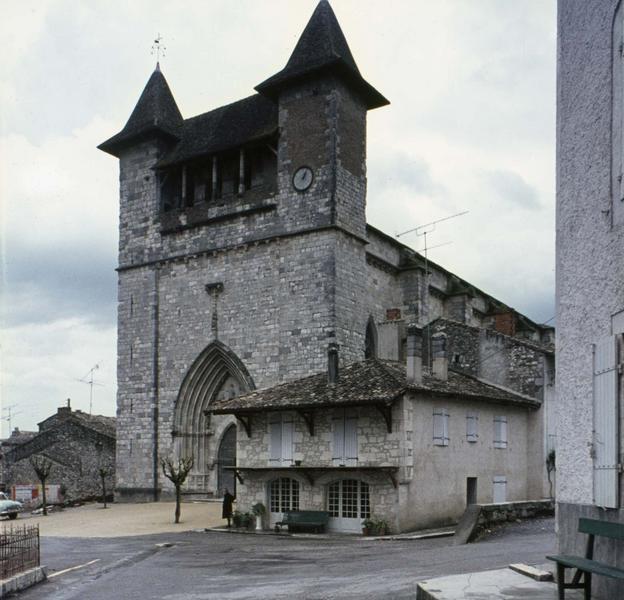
[29,455,53,516]
[99,465,113,508]
[160,456,194,524]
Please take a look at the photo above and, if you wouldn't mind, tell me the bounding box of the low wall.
[0,566,47,598]
[454,499,554,545]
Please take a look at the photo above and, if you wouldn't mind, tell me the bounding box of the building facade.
[557,1,624,596]
[2,404,115,503]
[100,1,554,507]
[211,326,546,533]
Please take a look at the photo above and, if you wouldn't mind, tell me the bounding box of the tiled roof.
[69,411,116,438]
[99,65,183,157]
[255,0,388,109]
[156,95,277,168]
[210,359,540,414]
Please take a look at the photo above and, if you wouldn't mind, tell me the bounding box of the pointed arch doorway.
[172,341,254,496]
[217,425,237,495]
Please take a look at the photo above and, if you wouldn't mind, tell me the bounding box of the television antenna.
[1,405,21,434]
[396,210,468,370]
[77,364,104,415]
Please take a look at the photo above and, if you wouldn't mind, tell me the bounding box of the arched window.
[327,479,370,520]
[269,478,300,513]
[365,317,377,359]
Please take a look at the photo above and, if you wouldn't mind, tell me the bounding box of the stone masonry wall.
[5,422,115,503]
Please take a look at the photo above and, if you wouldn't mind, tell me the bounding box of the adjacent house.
[211,326,547,533]
[2,403,116,503]
[557,1,624,597]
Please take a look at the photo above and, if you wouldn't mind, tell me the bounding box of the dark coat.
[222,492,235,518]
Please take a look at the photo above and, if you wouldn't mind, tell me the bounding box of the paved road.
[20,518,555,600]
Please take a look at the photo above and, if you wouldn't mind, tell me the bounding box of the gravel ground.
[8,500,223,537]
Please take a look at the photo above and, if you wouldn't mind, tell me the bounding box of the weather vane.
[151,33,166,63]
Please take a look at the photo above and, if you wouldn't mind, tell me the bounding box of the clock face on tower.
[292,166,314,191]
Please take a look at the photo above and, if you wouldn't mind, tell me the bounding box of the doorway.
[217,425,237,496]
[466,477,477,506]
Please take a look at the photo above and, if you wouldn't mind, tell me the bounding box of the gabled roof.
[255,0,389,110]
[156,95,278,168]
[210,359,540,414]
[99,65,183,157]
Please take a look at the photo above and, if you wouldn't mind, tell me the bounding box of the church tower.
[99,1,388,501]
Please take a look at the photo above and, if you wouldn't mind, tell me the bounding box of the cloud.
[484,169,542,210]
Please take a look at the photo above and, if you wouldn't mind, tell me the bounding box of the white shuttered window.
[433,409,449,446]
[466,412,479,442]
[269,413,293,466]
[592,336,620,508]
[493,416,508,449]
[333,409,358,466]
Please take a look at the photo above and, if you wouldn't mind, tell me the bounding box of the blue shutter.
[344,411,358,466]
[333,411,345,465]
[593,336,619,508]
[281,414,293,465]
[269,413,281,465]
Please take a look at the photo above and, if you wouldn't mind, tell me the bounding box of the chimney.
[431,333,448,381]
[406,324,423,384]
[58,398,72,418]
[328,343,339,384]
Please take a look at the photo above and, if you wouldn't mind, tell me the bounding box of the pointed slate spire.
[99,66,183,157]
[256,0,388,109]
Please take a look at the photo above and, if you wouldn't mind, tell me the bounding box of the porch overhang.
[225,465,399,489]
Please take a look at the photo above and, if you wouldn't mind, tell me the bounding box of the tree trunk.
[175,487,181,524]
[102,475,108,508]
[42,479,48,516]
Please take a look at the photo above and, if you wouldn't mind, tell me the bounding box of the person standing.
[222,488,235,527]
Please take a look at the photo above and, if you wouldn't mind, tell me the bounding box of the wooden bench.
[274,510,330,533]
[547,517,624,599]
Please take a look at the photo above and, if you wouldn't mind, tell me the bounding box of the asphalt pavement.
[17,517,556,600]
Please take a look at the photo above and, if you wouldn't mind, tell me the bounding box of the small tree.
[546,449,556,499]
[99,465,113,508]
[29,455,53,515]
[160,456,194,524]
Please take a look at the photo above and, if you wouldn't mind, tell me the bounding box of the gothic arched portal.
[173,341,254,493]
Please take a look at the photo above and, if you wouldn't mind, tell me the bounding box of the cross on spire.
[151,33,166,65]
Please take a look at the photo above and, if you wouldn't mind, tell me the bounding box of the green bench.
[547,518,624,599]
[274,510,330,533]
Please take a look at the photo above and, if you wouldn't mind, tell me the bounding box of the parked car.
[0,492,23,520]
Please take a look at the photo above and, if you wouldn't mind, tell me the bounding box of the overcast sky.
[0,0,556,436]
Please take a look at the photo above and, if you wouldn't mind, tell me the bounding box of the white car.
[0,492,23,520]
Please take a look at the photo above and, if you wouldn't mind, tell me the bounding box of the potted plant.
[375,518,389,536]
[232,510,243,528]
[252,502,266,531]
[242,512,254,529]
[362,518,375,536]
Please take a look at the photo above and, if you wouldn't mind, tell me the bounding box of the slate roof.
[255,0,389,109]
[99,65,183,157]
[69,411,116,438]
[156,95,278,168]
[210,359,540,414]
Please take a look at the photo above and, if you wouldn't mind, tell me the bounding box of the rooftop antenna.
[1,405,21,435]
[151,33,166,66]
[77,364,104,415]
[396,210,468,370]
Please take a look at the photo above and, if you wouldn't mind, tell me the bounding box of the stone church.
[100,0,555,525]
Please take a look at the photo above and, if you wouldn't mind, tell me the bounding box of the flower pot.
[362,527,370,536]
[255,515,263,531]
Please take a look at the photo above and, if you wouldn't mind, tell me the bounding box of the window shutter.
[433,409,449,446]
[281,414,293,465]
[269,413,282,465]
[466,412,478,442]
[494,416,508,449]
[344,412,358,466]
[593,336,620,508]
[333,411,345,465]
[493,476,507,503]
